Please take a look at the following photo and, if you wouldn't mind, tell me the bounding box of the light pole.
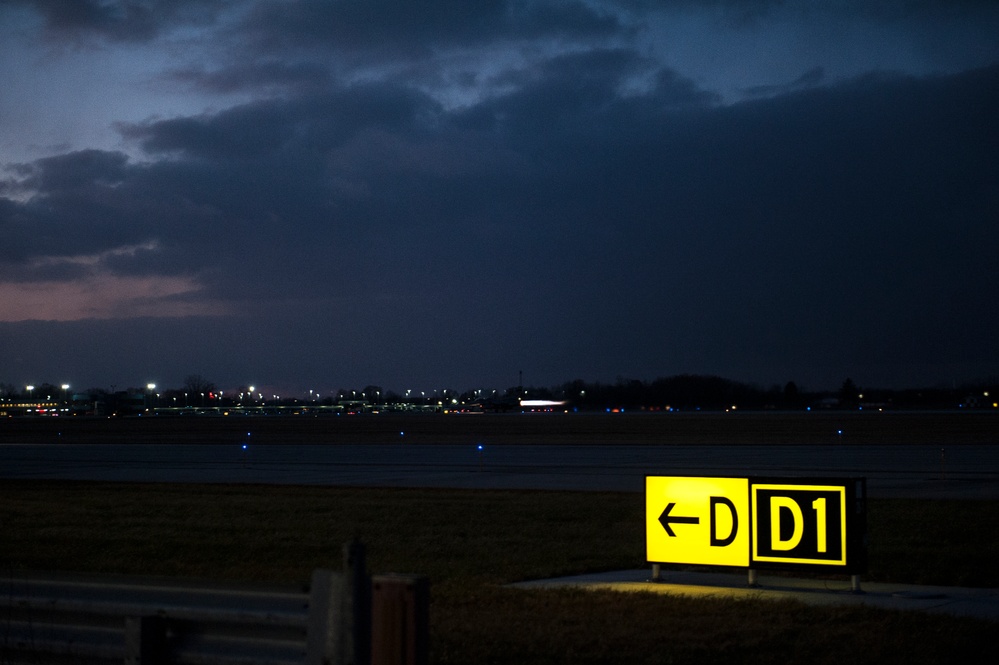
[61,384,70,405]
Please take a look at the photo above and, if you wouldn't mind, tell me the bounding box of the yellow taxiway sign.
[645,476,749,567]
[647,476,865,572]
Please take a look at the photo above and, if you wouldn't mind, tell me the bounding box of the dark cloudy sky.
[1,1,997,396]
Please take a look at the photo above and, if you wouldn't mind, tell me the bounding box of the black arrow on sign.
[658,502,700,537]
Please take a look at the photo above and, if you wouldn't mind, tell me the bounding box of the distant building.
[1,400,61,416]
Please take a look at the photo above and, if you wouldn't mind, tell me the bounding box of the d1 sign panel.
[751,483,849,567]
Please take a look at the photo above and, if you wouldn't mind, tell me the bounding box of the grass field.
[2,480,998,664]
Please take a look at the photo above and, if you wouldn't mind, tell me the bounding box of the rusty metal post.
[371,574,430,665]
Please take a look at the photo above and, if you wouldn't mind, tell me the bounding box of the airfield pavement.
[1,410,997,445]
[1,411,996,499]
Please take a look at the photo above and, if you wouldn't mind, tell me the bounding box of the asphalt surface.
[2,442,998,498]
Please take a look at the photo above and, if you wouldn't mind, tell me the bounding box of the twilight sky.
[1,0,997,396]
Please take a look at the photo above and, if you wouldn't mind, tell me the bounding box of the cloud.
[0,273,228,322]
[1,1,996,389]
[119,82,442,160]
[166,60,332,95]
[119,108,298,160]
[237,0,622,58]
[454,48,718,143]
[4,0,226,43]
[1,152,138,264]
[190,0,629,115]
[743,66,825,97]
[12,149,128,192]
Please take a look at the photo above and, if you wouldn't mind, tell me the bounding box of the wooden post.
[305,540,371,665]
[305,569,341,665]
[371,575,430,665]
[124,616,166,665]
[305,540,370,665]
[343,539,371,665]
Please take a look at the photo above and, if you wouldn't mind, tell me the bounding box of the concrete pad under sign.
[510,569,999,622]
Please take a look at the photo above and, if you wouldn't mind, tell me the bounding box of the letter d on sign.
[770,496,803,551]
[709,496,738,547]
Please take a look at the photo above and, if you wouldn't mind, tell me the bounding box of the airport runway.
[2,442,998,498]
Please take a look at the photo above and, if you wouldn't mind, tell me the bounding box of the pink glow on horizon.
[0,274,232,321]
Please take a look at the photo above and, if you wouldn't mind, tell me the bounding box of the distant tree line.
[534,375,996,411]
[1,373,996,412]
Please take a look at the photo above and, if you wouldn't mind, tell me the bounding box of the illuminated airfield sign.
[646,476,866,573]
